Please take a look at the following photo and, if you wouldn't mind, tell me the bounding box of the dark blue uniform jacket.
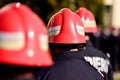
[37,50,104,80]
[82,40,113,80]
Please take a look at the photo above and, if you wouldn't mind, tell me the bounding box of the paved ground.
[114,72,120,79]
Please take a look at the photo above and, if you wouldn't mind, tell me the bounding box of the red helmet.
[47,8,85,44]
[75,7,98,33]
[0,2,53,66]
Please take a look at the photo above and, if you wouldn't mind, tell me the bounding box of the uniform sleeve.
[108,62,114,80]
[35,67,50,80]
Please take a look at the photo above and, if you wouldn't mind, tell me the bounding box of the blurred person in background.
[101,27,120,71]
[75,7,113,80]
[108,27,120,71]
[90,25,102,50]
[100,27,111,56]
[118,29,120,71]
[0,2,53,80]
[37,8,104,80]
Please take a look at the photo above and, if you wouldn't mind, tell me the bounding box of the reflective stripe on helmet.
[39,34,49,51]
[76,24,85,36]
[48,25,61,36]
[0,31,24,50]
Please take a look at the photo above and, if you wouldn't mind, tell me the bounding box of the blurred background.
[0,0,120,79]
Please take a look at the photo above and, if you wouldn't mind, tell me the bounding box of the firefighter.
[37,8,104,80]
[75,7,113,80]
[0,2,53,80]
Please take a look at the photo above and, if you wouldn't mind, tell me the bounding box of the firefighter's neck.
[52,48,79,54]
[17,72,34,78]
[69,48,78,51]
[0,71,34,80]
[85,35,90,41]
